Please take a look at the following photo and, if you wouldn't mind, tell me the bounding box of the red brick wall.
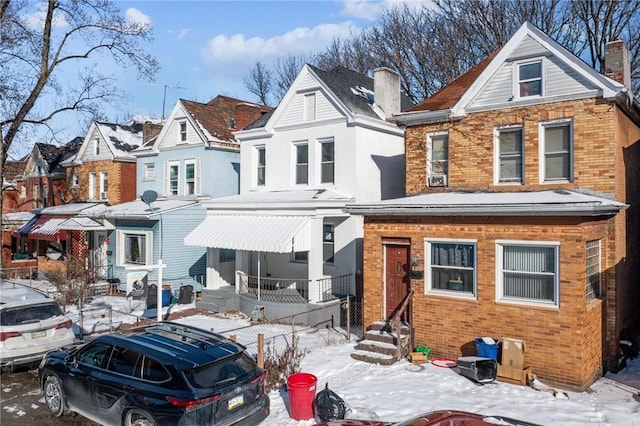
[362,215,610,390]
[66,160,137,204]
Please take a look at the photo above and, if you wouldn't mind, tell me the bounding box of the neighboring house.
[62,117,158,205]
[13,203,112,279]
[345,22,640,390]
[104,96,271,294]
[185,66,411,319]
[2,140,80,276]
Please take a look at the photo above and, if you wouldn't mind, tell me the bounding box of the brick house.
[345,22,640,390]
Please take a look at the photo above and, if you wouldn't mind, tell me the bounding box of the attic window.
[179,122,187,142]
[304,93,316,122]
[94,138,100,155]
[516,60,543,98]
[352,86,374,104]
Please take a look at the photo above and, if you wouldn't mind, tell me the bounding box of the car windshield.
[0,302,64,326]
[186,352,256,389]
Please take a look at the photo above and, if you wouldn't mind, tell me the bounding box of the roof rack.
[141,321,238,351]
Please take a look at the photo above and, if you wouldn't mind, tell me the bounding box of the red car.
[313,410,540,426]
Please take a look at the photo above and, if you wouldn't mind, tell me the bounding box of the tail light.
[0,331,21,342]
[251,370,267,395]
[166,393,223,410]
[55,319,73,330]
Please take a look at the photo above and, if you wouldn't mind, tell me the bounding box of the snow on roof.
[201,189,353,208]
[105,199,200,218]
[345,189,627,216]
[2,212,34,222]
[39,203,108,216]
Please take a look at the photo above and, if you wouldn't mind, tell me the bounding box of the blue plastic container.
[474,337,499,360]
[162,289,171,306]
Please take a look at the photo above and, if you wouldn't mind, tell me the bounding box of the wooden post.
[230,335,236,342]
[257,333,264,368]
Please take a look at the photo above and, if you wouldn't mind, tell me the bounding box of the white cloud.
[201,22,357,71]
[339,0,385,21]
[23,3,68,29]
[178,28,189,40]
[125,8,152,28]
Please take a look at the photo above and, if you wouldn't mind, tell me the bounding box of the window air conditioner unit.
[101,192,108,199]
[428,174,447,187]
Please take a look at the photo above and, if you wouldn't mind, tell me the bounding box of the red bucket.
[287,372,317,420]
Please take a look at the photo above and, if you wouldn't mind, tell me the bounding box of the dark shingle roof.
[34,138,81,175]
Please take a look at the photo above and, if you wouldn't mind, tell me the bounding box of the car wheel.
[124,409,157,426]
[43,374,66,417]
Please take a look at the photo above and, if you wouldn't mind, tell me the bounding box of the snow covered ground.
[10,280,640,425]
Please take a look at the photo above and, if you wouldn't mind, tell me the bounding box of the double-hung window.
[179,122,187,142]
[427,132,448,186]
[42,184,48,207]
[32,185,39,208]
[72,174,79,188]
[256,146,266,186]
[100,171,108,199]
[497,241,559,306]
[295,142,308,185]
[94,138,100,156]
[167,161,179,195]
[586,240,601,302]
[185,159,199,195]
[517,60,542,98]
[89,172,97,199]
[144,163,155,180]
[426,239,476,296]
[540,119,572,182]
[495,126,524,184]
[323,222,334,264]
[320,139,334,184]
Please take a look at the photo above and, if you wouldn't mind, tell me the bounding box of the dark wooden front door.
[385,244,410,320]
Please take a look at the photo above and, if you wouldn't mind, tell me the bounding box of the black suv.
[39,321,269,426]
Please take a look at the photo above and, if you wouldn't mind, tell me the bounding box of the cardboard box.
[501,338,526,369]
[497,365,533,386]
[408,352,428,364]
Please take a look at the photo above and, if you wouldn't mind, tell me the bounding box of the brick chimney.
[374,67,401,119]
[143,121,163,144]
[235,104,266,130]
[604,40,631,89]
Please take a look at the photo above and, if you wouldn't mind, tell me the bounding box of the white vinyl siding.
[540,119,572,182]
[425,239,476,297]
[586,240,601,302]
[497,241,559,307]
[495,126,524,184]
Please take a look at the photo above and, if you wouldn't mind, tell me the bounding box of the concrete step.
[350,349,398,365]
[354,339,402,357]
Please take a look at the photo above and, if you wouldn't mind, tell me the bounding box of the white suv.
[0,280,75,372]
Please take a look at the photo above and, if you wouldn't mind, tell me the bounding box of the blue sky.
[22,0,405,158]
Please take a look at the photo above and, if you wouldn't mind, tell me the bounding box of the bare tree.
[272,54,309,102]
[243,61,273,106]
[0,0,158,271]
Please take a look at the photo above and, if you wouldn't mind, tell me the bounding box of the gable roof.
[181,99,238,143]
[29,138,82,176]
[243,64,414,131]
[395,21,632,125]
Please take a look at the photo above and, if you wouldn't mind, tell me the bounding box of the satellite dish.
[141,190,158,205]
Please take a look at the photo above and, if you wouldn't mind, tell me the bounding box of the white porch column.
[307,217,324,303]
[205,247,224,290]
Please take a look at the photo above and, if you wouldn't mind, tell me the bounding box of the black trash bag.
[313,382,347,422]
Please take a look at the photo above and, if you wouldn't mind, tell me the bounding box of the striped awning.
[16,216,67,241]
[185,215,311,253]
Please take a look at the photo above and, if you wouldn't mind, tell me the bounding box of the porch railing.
[238,273,310,303]
[318,274,352,302]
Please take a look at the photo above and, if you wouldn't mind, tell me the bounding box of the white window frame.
[586,239,601,302]
[42,184,48,207]
[514,59,544,99]
[304,93,316,122]
[427,132,449,185]
[20,186,26,199]
[144,163,155,180]
[425,238,477,298]
[179,121,187,142]
[293,141,308,185]
[184,158,200,196]
[166,160,180,195]
[116,230,152,266]
[319,138,335,184]
[496,240,560,307]
[100,171,108,199]
[72,174,79,188]
[323,222,335,264]
[33,184,39,208]
[539,118,573,183]
[89,172,97,200]
[94,138,100,156]
[494,125,524,185]
[255,145,266,187]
